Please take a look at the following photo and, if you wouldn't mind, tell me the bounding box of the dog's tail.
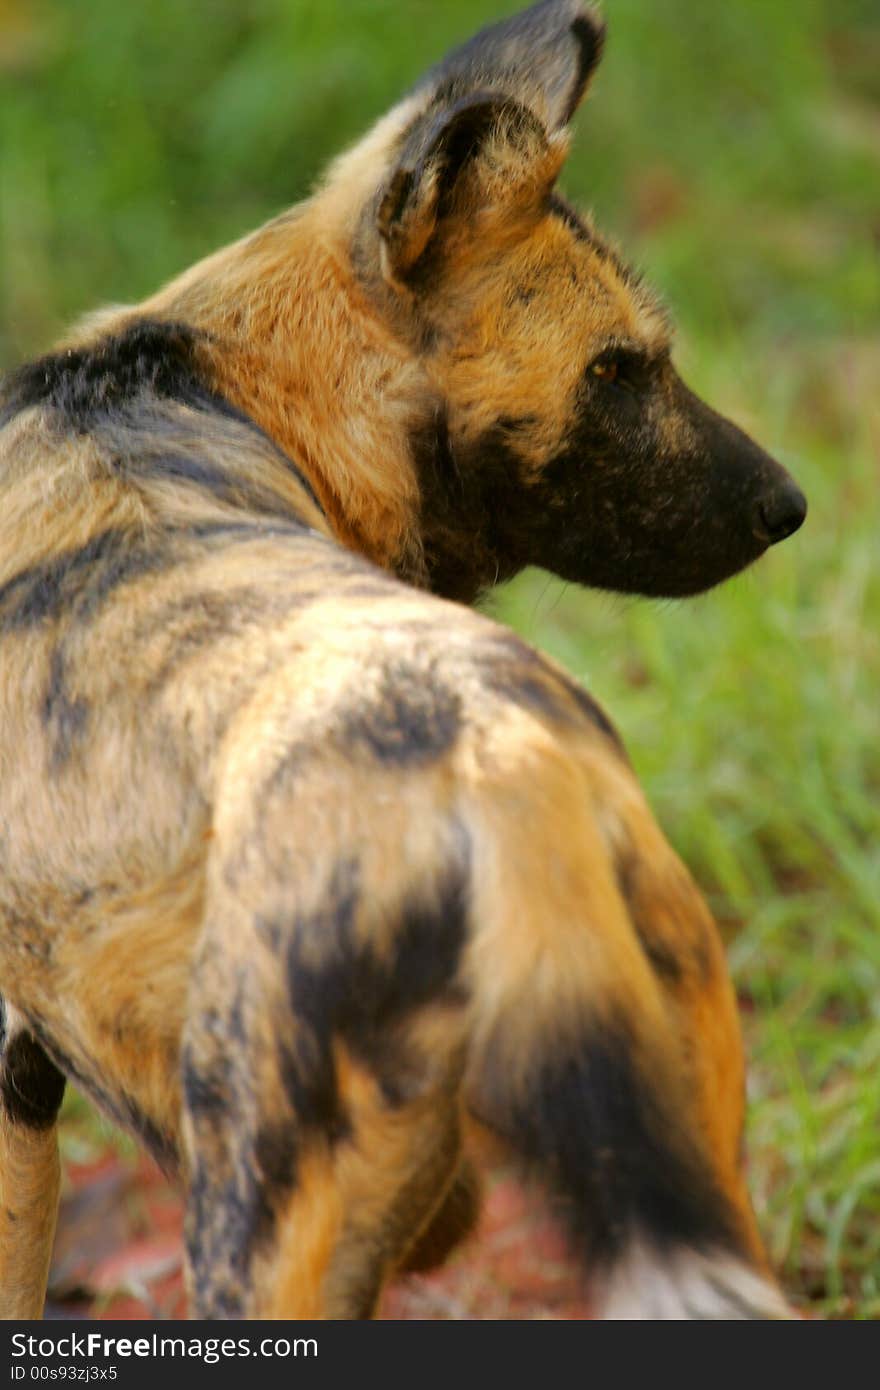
[461,706,791,1319]
[595,1240,791,1320]
[466,1009,791,1319]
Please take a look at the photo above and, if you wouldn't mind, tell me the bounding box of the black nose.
[755,480,807,545]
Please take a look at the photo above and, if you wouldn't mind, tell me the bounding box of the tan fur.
[0,1123,60,1320]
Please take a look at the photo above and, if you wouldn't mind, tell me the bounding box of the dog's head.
[334,0,805,601]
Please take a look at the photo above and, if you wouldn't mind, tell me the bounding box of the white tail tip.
[596,1238,793,1320]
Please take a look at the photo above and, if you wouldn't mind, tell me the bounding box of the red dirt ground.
[46,1146,593,1321]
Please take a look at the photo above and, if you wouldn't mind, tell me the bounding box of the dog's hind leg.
[178,648,788,1320]
[179,757,473,1319]
[0,1000,66,1319]
[460,710,791,1319]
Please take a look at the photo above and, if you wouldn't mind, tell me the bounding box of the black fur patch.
[275,1035,352,1149]
[0,529,166,633]
[565,12,606,123]
[1,1031,66,1130]
[42,647,90,770]
[340,663,461,767]
[182,1050,230,1122]
[182,953,346,1295]
[25,1017,177,1170]
[0,321,210,428]
[183,994,320,1311]
[0,522,305,636]
[476,1016,745,1266]
[253,1121,297,1213]
[409,410,533,602]
[185,1159,276,1318]
[279,847,469,1135]
[182,1014,290,1288]
[481,633,626,755]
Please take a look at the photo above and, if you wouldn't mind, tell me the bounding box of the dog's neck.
[132,201,434,586]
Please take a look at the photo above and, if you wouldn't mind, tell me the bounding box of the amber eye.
[591,359,618,382]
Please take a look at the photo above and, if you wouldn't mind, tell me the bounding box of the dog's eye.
[588,349,653,394]
[591,360,618,383]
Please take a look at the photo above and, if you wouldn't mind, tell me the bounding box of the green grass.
[3,0,879,1317]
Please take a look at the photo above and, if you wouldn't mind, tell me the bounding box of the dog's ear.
[416,0,605,133]
[377,92,551,279]
[377,2,605,282]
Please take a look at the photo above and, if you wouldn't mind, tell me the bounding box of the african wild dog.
[0,1,805,1319]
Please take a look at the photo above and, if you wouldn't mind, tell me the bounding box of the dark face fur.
[532,323,807,599]
[370,2,806,602]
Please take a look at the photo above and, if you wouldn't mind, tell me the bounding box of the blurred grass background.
[2,0,878,1318]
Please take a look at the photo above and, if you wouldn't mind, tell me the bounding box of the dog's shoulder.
[0,318,328,564]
